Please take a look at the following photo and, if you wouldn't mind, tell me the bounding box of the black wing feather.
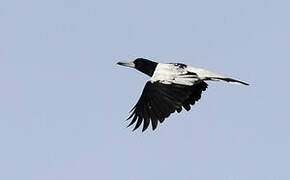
[127,81,207,131]
[142,104,150,132]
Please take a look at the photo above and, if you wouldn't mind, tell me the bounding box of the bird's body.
[117,58,248,132]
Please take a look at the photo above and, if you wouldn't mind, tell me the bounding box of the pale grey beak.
[117,61,135,68]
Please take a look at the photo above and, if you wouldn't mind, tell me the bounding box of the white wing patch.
[186,66,225,79]
[150,63,199,86]
[150,63,249,86]
[186,66,248,85]
[150,63,248,86]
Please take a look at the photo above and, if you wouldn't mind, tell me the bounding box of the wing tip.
[231,81,249,86]
[212,77,249,86]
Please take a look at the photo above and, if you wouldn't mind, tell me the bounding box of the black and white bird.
[117,58,248,132]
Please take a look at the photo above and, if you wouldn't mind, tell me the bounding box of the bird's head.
[117,58,158,77]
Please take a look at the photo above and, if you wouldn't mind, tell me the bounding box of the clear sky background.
[0,0,289,179]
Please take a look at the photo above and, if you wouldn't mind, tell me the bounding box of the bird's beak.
[117,61,135,68]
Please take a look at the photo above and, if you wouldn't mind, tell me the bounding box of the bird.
[117,58,249,132]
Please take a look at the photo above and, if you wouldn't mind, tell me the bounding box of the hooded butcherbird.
[117,58,249,132]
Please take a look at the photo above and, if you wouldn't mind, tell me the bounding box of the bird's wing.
[186,66,249,85]
[127,81,208,132]
[151,63,200,86]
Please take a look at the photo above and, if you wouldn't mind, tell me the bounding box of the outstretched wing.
[127,81,208,132]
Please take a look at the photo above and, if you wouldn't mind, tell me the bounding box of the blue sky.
[0,0,289,179]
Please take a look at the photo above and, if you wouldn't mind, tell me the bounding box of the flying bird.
[117,58,248,132]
